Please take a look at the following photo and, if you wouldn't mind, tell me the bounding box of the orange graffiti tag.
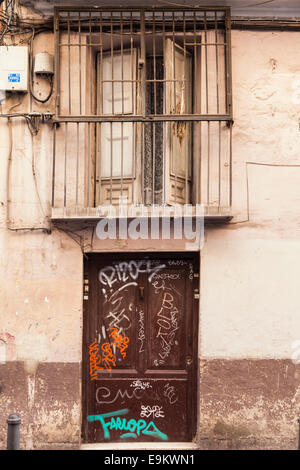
[88,330,130,381]
[109,328,130,359]
[89,339,102,381]
[101,342,116,371]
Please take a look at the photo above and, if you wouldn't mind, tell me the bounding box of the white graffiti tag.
[140,405,165,419]
[163,383,179,405]
[137,309,145,353]
[96,386,143,405]
[99,260,166,287]
[130,380,152,390]
[155,291,180,365]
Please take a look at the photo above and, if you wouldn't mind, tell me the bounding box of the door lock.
[139,286,145,300]
[185,356,193,366]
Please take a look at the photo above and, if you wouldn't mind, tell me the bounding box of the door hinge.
[83,278,89,300]
[194,288,199,299]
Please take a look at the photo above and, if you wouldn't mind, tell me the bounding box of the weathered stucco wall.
[0,27,83,449]
[0,229,83,449]
[1,21,300,449]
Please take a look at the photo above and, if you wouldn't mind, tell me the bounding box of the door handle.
[139,286,144,300]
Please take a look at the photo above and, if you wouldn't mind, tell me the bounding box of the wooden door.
[82,253,198,443]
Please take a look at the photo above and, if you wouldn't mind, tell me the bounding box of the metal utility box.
[0,46,29,92]
[34,52,54,75]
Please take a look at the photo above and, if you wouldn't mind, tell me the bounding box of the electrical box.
[0,46,29,92]
[34,53,54,75]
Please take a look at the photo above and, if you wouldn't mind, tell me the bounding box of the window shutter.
[165,39,192,205]
[97,50,137,204]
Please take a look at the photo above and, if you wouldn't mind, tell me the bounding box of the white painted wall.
[201,30,300,359]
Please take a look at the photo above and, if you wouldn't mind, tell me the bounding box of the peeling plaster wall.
[0,227,83,449]
[198,359,300,450]
[1,16,300,449]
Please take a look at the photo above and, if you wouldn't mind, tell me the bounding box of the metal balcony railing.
[51,6,233,219]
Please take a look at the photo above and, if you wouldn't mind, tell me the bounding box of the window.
[96,33,198,205]
[52,7,232,216]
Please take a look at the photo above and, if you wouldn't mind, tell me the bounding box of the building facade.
[0,0,300,450]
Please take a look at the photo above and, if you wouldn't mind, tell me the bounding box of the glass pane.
[101,50,135,115]
[100,122,133,178]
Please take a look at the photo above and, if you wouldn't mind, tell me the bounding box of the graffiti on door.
[154,291,180,366]
[84,257,196,442]
[88,408,168,441]
[98,260,166,287]
[89,328,130,380]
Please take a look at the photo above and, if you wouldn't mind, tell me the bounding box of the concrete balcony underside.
[51,205,233,225]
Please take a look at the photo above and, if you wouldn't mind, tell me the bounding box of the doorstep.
[80,442,198,450]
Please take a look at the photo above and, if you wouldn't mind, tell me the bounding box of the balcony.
[51,6,233,222]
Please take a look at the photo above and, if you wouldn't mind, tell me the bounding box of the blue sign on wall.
[8,73,20,83]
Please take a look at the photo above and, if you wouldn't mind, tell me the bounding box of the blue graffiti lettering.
[88,409,168,441]
[120,433,137,439]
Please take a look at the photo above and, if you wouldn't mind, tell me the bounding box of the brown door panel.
[146,265,190,372]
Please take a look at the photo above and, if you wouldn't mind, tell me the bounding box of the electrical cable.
[29,27,53,104]
[0,0,52,45]
[0,0,12,43]
[0,112,53,136]
[229,161,300,225]
[238,0,275,8]
[2,98,51,231]
[8,226,51,232]
[6,98,22,229]
[53,224,92,258]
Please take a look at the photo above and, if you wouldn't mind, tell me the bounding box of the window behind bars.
[52,7,232,216]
